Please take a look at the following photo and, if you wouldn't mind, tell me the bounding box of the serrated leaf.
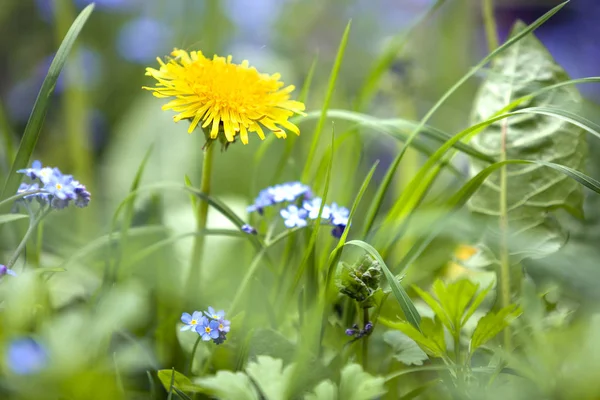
[157,369,202,394]
[433,279,479,335]
[390,318,446,358]
[468,20,587,261]
[470,304,522,352]
[245,356,294,400]
[195,370,259,400]
[304,380,337,400]
[338,364,386,400]
[462,282,493,326]
[383,330,429,366]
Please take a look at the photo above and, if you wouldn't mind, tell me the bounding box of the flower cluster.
[0,264,17,278]
[345,321,374,340]
[16,161,91,210]
[181,307,230,345]
[247,181,350,238]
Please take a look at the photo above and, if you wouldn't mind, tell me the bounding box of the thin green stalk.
[187,142,215,302]
[187,335,202,375]
[483,0,499,53]
[6,208,51,269]
[362,307,369,371]
[499,119,511,350]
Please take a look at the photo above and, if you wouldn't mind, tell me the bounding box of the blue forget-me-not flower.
[0,264,17,277]
[180,311,205,332]
[280,205,308,228]
[6,338,48,375]
[303,197,331,220]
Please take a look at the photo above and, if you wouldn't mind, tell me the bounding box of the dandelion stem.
[187,141,215,301]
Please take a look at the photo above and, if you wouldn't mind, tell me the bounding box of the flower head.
[303,197,331,220]
[197,318,220,341]
[17,160,55,184]
[241,224,257,234]
[181,311,205,332]
[204,306,225,321]
[6,338,47,375]
[280,205,308,228]
[144,49,305,145]
[0,264,17,277]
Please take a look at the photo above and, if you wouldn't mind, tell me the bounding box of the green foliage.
[470,304,522,353]
[388,317,447,358]
[468,20,588,261]
[413,278,492,338]
[383,330,429,366]
[305,363,386,400]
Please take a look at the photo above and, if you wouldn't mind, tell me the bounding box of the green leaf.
[195,370,259,400]
[461,282,494,326]
[0,214,28,225]
[383,330,429,366]
[432,279,479,334]
[388,319,446,358]
[157,369,202,394]
[470,304,522,352]
[245,356,294,400]
[304,380,337,400]
[0,5,94,205]
[361,1,569,236]
[468,20,587,260]
[344,240,421,330]
[412,285,453,333]
[338,364,387,400]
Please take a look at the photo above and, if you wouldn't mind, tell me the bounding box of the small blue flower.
[73,182,92,208]
[180,311,205,332]
[204,306,225,321]
[0,264,17,277]
[17,160,55,184]
[217,318,231,333]
[280,205,308,228]
[197,318,220,341]
[302,197,331,220]
[43,172,76,201]
[6,338,47,375]
[247,189,274,214]
[241,224,257,234]
[330,203,350,225]
[270,182,311,203]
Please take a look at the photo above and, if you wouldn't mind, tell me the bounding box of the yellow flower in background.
[143,49,306,145]
[445,244,478,280]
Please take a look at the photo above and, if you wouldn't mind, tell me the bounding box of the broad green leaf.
[432,279,479,334]
[338,364,387,400]
[157,369,202,394]
[468,20,587,260]
[462,282,494,326]
[305,380,337,400]
[412,285,453,333]
[470,304,522,352]
[0,5,94,205]
[361,1,569,236]
[195,370,259,400]
[383,330,429,366]
[389,318,446,358]
[0,214,28,225]
[245,356,294,400]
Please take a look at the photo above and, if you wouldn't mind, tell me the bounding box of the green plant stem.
[187,335,202,375]
[186,142,215,302]
[482,0,499,53]
[499,119,511,351]
[362,307,369,371]
[6,208,51,269]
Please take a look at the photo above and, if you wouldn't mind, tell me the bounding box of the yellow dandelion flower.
[143,49,306,145]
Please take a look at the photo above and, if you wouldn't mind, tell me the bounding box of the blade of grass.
[361,1,569,237]
[0,4,94,207]
[301,21,351,182]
